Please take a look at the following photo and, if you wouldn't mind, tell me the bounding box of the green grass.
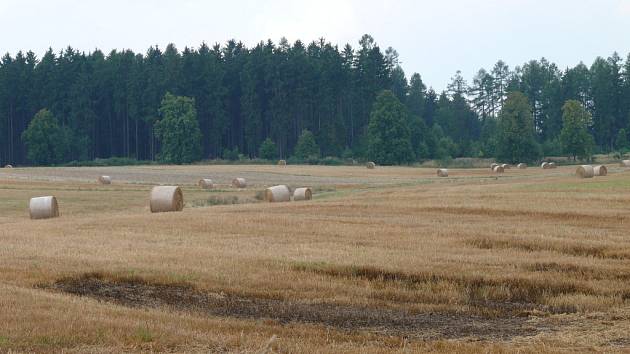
[135,327,153,343]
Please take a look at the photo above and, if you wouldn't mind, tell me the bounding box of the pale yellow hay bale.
[366,162,376,169]
[493,165,505,174]
[277,160,287,166]
[293,187,312,201]
[517,163,527,169]
[620,160,630,167]
[264,185,291,203]
[198,178,213,189]
[541,162,550,169]
[150,186,184,213]
[549,162,557,168]
[29,196,59,220]
[437,169,449,177]
[576,165,595,178]
[593,165,607,176]
[98,176,112,185]
[4,164,13,168]
[490,163,498,169]
[232,178,247,188]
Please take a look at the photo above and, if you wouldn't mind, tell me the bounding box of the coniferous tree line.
[1,34,630,166]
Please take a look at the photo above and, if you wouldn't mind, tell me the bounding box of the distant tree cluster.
[2,35,630,166]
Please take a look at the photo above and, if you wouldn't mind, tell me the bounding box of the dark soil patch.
[44,272,547,341]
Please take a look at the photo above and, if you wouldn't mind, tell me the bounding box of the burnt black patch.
[43,272,550,341]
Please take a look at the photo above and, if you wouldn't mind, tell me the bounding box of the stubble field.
[0,164,629,353]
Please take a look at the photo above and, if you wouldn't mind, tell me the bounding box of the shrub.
[259,138,278,160]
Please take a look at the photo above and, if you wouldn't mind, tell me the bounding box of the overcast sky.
[1,0,628,91]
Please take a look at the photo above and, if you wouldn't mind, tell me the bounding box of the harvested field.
[0,164,629,352]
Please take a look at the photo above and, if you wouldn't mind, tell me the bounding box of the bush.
[293,130,320,160]
[341,147,353,159]
[542,138,563,157]
[63,157,153,167]
[318,156,344,165]
[258,138,278,160]
[223,147,240,161]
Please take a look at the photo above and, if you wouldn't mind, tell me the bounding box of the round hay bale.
[501,164,511,169]
[541,162,550,169]
[198,178,213,189]
[98,176,112,185]
[576,165,594,179]
[593,165,607,176]
[493,165,505,174]
[293,187,312,201]
[232,178,247,188]
[29,196,59,220]
[548,162,557,169]
[621,160,630,167]
[277,160,287,166]
[366,162,376,169]
[517,163,527,169]
[264,185,291,203]
[437,168,449,177]
[4,164,13,168]
[150,186,184,213]
[490,163,498,169]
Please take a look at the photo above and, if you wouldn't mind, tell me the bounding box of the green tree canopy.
[560,100,595,160]
[21,109,68,165]
[367,90,414,165]
[293,129,320,160]
[496,91,540,163]
[258,138,278,160]
[615,128,628,150]
[154,93,202,164]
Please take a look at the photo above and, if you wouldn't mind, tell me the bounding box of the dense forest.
[1,34,629,166]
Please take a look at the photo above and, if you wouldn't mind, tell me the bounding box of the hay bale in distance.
[490,163,498,170]
[98,176,112,185]
[232,178,247,188]
[621,160,630,167]
[549,162,557,169]
[437,168,449,177]
[29,196,59,220]
[198,178,213,189]
[593,165,607,176]
[541,162,550,169]
[277,160,287,166]
[366,162,376,169]
[265,185,291,203]
[493,165,505,174]
[150,186,184,213]
[4,164,13,168]
[293,187,312,201]
[517,163,527,169]
[576,165,595,179]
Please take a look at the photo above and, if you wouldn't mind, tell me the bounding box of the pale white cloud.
[619,0,630,14]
